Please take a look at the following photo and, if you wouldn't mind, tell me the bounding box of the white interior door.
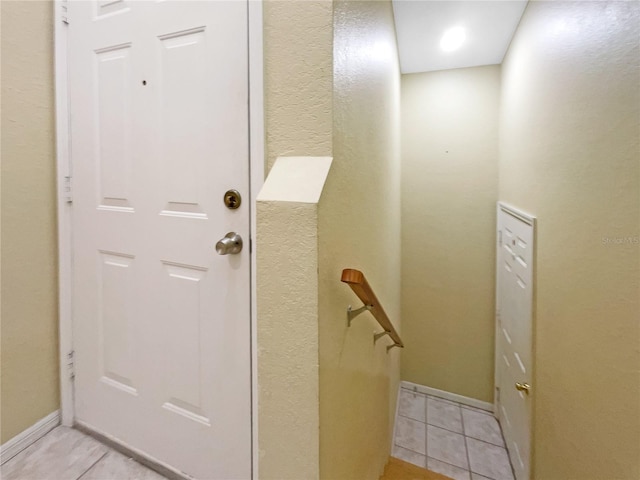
[69,2,251,478]
[495,203,534,480]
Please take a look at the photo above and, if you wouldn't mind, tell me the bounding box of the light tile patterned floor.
[5,394,512,480]
[393,387,515,480]
[1,427,167,480]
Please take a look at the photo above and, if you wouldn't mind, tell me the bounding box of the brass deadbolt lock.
[224,189,241,209]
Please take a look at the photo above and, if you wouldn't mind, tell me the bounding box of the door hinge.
[67,350,75,380]
[64,176,73,203]
[498,230,503,246]
[61,0,69,24]
[249,237,252,253]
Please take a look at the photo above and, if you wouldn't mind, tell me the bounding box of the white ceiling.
[392,0,529,74]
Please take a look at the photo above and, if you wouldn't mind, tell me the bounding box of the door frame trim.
[248,2,265,478]
[497,202,535,227]
[54,2,264,477]
[54,0,74,428]
[494,201,536,480]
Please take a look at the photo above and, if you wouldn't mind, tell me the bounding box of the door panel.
[69,2,251,478]
[496,204,534,480]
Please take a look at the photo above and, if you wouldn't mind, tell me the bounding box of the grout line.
[393,443,426,459]
[461,406,473,478]
[427,457,472,480]
[464,434,506,449]
[426,422,464,437]
[464,435,510,479]
[424,391,429,468]
[398,412,427,424]
[426,456,473,478]
[429,394,492,413]
[426,395,461,407]
[463,438,505,480]
[425,401,472,474]
[394,394,427,462]
[460,404,494,416]
[76,451,109,480]
[495,416,517,480]
[458,404,507,447]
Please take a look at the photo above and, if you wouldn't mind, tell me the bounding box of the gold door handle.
[515,382,531,394]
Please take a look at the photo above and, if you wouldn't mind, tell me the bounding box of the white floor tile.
[427,397,463,433]
[394,387,515,480]
[462,408,504,446]
[467,437,514,480]
[81,451,167,480]
[395,416,426,455]
[427,457,471,480]
[427,425,469,470]
[471,473,494,480]
[427,395,460,406]
[392,444,426,468]
[461,404,493,415]
[1,427,108,480]
[398,389,427,422]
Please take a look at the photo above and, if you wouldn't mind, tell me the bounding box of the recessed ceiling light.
[440,26,466,52]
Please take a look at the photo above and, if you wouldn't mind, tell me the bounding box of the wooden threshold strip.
[341,268,403,349]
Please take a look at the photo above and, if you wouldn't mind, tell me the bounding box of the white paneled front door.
[495,203,535,480]
[68,2,250,478]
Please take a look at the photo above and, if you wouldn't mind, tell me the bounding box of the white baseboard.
[401,381,494,413]
[391,384,402,450]
[1,410,60,465]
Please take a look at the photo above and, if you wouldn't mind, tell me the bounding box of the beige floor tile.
[395,416,427,455]
[460,404,493,415]
[398,389,427,422]
[426,425,468,470]
[462,408,504,446]
[81,450,167,480]
[427,395,460,406]
[467,437,514,480]
[471,473,493,480]
[392,444,426,468]
[1,427,108,480]
[427,457,471,480]
[427,397,463,433]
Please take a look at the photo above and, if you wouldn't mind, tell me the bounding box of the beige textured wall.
[257,201,319,479]
[260,1,401,478]
[259,2,333,478]
[319,1,401,479]
[1,1,60,443]
[401,66,500,402]
[500,1,640,478]
[263,0,333,171]
[256,157,332,480]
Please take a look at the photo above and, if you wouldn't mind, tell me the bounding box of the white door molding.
[497,202,535,227]
[54,1,264,475]
[248,1,264,478]
[54,0,74,427]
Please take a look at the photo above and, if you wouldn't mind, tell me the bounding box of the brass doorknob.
[515,382,531,394]
[223,189,242,209]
